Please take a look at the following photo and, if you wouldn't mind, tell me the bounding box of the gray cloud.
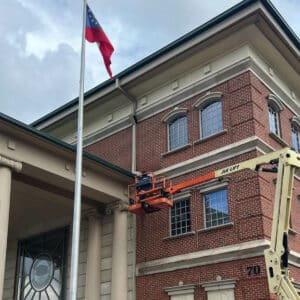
[0,0,298,123]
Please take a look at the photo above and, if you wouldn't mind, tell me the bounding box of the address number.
[247,265,261,276]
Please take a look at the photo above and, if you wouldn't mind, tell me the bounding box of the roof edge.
[0,112,134,178]
[31,0,299,128]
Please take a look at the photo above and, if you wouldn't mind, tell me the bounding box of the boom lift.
[128,148,300,299]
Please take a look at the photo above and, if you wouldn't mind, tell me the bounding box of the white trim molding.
[266,94,284,111]
[201,279,236,292]
[155,136,274,179]
[164,283,196,296]
[136,239,270,276]
[161,107,188,123]
[137,239,300,277]
[291,116,300,128]
[193,92,223,110]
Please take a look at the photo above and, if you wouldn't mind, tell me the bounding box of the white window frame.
[169,191,192,237]
[266,94,283,137]
[165,283,196,300]
[201,279,236,300]
[193,92,224,140]
[162,107,188,151]
[198,180,229,229]
[291,116,300,152]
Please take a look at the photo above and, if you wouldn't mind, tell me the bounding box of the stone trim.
[269,132,289,147]
[196,178,230,194]
[161,144,192,157]
[193,130,227,145]
[201,279,236,291]
[163,231,196,241]
[161,107,188,123]
[83,208,102,219]
[137,239,300,276]
[164,283,196,296]
[173,191,192,201]
[193,92,223,110]
[291,116,300,128]
[266,94,284,111]
[105,200,128,215]
[155,136,273,179]
[197,222,234,233]
[0,155,22,172]
[136,239,270,276]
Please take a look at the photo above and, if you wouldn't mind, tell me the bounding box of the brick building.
[1,0,300,299]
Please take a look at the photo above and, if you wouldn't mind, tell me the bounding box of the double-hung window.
[200,101,223,138]
[292,124,300,152]
[168,116,188,150]
[162,108,189,152]
[268,104,280,135]
[204,189,229,228]
[193,92,224,140]
[267,94,283,137]
[291,117,300,152]
[170,198,191,236]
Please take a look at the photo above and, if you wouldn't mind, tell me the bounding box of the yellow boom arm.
[214,148,300,299]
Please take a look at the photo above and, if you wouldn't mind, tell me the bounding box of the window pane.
[170,199,191,236]
[201,101,223,138]
[15,228,68,300]
[204,189,229,228]
[292,125,300,152]
[169,116,188,150]
[269,105,279,135]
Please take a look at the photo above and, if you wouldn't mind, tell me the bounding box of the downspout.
[115,78,137,300]
[115,78,137,173]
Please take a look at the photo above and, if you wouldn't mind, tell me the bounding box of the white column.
[110,201,128,300]
[0,157,21,299]
[85,210,102,300]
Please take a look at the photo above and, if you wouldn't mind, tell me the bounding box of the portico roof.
[0,112,133,211]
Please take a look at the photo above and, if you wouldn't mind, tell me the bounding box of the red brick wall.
[85,127,132,170]
[86,71,300,299]
[136,151,265,263]
[136,257,273,300]
[250,73,293,149]
[136,72,256,172]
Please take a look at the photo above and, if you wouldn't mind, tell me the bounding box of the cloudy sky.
[1,0,299,124]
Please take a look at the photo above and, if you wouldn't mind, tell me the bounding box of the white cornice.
[46,42,299,145]
[80,52,299,145]
[37,4,299,133]
[82,116,132,147]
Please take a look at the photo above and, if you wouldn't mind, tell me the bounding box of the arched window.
[200,101,223,138]
[291,116,300,152]
[193,92,223,139]
[267,94,283,136]
[162,107,188,151]
[168,116,188,150]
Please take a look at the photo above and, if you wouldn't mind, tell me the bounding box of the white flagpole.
[69,0,87,299]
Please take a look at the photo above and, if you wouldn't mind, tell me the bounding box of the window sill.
[197,222,234,233]
[161,143,192,157]
[289,228,298,235]
[163,231,196,241]
[193,129,227,145]
[269,132,289,147]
